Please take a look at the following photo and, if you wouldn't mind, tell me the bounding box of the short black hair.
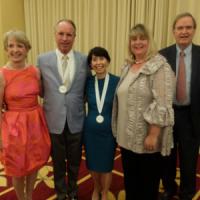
[87,46,111,66]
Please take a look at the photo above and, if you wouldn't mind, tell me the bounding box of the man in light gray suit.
[37,19,88,200]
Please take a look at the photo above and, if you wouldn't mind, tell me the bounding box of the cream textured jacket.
[112,54,175,156]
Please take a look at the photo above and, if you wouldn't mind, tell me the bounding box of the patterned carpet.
[0,148,199,200]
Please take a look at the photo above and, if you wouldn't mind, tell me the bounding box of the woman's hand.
[144,134,159,151]
[0,136,3,151]
[144,124,161,151]
[1,102,7,113]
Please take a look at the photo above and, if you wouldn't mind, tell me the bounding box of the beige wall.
[0,0,25,66]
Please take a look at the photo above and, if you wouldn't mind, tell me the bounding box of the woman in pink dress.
[0,30,51,200]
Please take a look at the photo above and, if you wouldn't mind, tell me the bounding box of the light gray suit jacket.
[37,50,88,134]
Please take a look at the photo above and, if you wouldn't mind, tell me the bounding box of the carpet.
[0,148,124,200]
[0,148,199,200]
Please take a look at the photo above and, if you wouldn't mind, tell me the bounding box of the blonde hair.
[3,30,31,50]
[127,24,157,64]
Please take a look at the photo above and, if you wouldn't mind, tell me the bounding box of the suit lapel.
[169,45,177,74]
[50,52,63,84]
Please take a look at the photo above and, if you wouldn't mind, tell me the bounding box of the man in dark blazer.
[159,12,200,200]
[37,19,88,200]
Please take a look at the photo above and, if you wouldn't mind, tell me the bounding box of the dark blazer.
[159,44,200,140]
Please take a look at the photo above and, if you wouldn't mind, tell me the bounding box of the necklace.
[6,62,28,70]
[95,73,109,123]
[134,60,145,64]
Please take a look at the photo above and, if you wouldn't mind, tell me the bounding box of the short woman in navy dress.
[83,47,119,200]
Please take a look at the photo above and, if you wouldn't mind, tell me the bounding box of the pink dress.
[0,66,51,177]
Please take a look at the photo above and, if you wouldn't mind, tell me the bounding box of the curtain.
[24,0,200,75]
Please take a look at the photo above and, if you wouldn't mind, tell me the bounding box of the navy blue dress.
[83,73,119,172]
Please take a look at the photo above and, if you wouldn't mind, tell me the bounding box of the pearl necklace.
[134,60,145,64]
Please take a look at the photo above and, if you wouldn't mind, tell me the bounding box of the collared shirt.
[175,44,192,105]
[55,49,75,84]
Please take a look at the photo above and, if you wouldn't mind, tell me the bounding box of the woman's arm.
[0,72,5,150]
[144,124,161,151]
[35,67,43,97]
[143,59,175,151]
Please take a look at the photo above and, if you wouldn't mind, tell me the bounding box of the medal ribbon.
[95,73,109,115]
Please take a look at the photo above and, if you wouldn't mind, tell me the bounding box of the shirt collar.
[176,44,192,55]
[56,49,73,60]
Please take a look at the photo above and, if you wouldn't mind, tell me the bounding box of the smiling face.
[130,35,149,60]
[91,55,109,78]
[6,37,28,64]
[55,21,76,54]
[173,16,196,49]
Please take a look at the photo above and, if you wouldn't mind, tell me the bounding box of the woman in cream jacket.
[112,24,175,200]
